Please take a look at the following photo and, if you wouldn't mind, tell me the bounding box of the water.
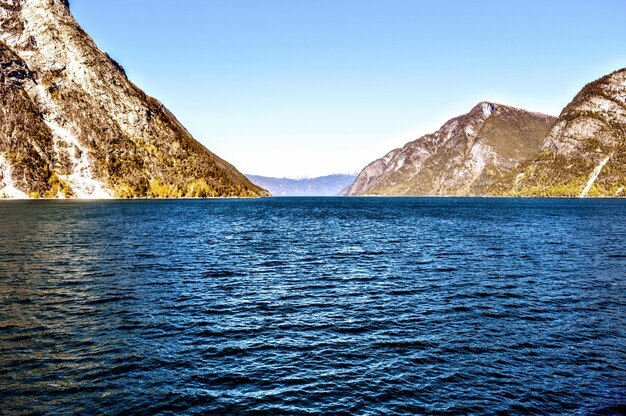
[0,197,624,415]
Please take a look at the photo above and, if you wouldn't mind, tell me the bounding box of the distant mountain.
[247,174,357,196]
[503,68,626,197]
[0,0,267,198]
[346,102,555,196]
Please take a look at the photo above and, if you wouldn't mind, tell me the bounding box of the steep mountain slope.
[504,68,626,197]
[247,174,357,196]
[0,0,267,198]
[346,103,555,196]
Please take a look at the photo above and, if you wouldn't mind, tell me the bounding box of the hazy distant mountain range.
[247,174,357,196]
[348,68,626,197]
[0,0,267,198]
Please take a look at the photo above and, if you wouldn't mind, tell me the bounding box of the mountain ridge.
[0,0,267,198]
[348,66,626,198]
[346,102,555,196]
[247,174,357,196]
[506,67,626,196]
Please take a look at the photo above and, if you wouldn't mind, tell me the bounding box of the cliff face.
[346,103,555,196]
[0,0,268,198]
[0,41,54,198]
[508,68,626,197]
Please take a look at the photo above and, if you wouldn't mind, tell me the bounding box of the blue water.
[0,198,625,415]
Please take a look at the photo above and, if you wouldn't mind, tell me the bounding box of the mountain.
[246,174,357,196]
[346,102,555,196]
[503,68,626,197]
[0,0,267,198]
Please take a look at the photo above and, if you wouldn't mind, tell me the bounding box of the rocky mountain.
[247,174,357,196]
[0,0,267,198]
[346,102,555,196]
[504,68,626,197]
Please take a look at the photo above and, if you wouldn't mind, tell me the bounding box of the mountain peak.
[0,0,268,198]
[346,102,555,196]
[473,101,497,117]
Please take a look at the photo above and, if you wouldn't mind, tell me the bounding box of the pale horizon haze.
[70,0,626,178]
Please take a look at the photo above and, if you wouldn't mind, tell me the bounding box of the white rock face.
[345,148,401,196]
[544,68,626,156]
[0,154,28,199]
[43,119,112,199]
[26,80,112,198]
[468,142,493,176]
[0,0,120,197]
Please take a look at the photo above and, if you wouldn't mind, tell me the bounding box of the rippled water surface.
[0,198,625,415]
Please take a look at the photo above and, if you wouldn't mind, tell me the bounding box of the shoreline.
[1,195,625,201]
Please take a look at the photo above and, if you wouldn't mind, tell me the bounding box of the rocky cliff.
[0,0,267,198]
[346,102,555,196]
[505,68,626,197]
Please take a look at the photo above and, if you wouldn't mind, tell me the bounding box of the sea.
[0,197,624,415]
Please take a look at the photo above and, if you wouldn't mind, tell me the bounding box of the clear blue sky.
[71,0,626,178]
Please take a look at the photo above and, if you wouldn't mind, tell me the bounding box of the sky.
[70,0,626,178]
